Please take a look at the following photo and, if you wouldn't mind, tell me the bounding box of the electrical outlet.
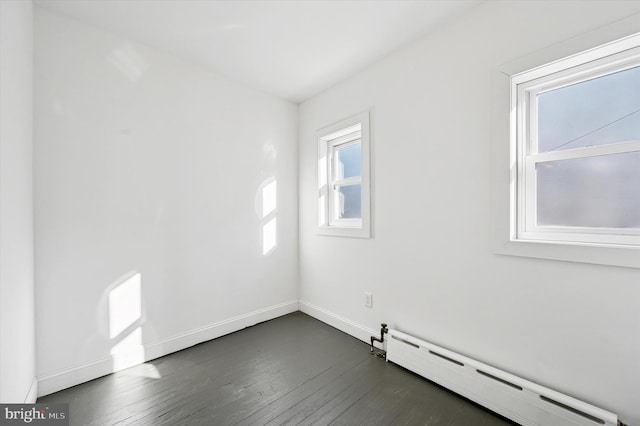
[364,292,373,308]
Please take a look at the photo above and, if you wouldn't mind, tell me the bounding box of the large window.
[492,26,640,268]
[514,47,640,246]
[317,112,371,238]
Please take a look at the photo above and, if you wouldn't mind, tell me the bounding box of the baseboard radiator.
[386,329,618,426]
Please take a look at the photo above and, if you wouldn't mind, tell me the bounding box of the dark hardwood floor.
[39,312,515,425]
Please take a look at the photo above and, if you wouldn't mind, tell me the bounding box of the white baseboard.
[298,301,377,344]
[37,300,298,397]
[142,300,298,361]
[25,378,38,403]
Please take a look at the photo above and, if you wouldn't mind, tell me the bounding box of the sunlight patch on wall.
[262,180,277,217]
[262,217,277,255]
[108,272,142,339]
[106,272,150,373]
[258,177,278,256]
[110,327,145,371]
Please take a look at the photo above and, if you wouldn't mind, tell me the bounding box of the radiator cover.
[385,329,617,426]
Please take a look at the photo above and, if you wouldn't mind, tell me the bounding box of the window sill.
[494,238,640,269]
[316,226,370,239]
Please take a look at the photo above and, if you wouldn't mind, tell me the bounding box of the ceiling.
[35,0,481,103]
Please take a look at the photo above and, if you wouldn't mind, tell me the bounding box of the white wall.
[299,1,640,423]
[34,8,298,395]
[0,0,37,403]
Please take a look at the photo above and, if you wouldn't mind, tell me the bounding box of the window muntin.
[514,44,640,246]
[317,112,370,238]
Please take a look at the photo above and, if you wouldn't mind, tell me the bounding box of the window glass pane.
[335,184,361,220]
[335,142,361,179]
[536,151,640,228]
[537,66,640,152]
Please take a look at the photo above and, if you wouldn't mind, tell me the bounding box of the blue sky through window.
[538,66,640,152]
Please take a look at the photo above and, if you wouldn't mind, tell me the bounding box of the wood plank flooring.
[39,312,515,425]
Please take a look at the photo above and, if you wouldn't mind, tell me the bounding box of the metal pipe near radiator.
[370,323,388,357]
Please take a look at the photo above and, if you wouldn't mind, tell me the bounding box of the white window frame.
[491,16,640,269]
[515,46,640,246]
[317,112,371,238]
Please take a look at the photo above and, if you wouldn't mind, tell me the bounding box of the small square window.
[317,112,371,238]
